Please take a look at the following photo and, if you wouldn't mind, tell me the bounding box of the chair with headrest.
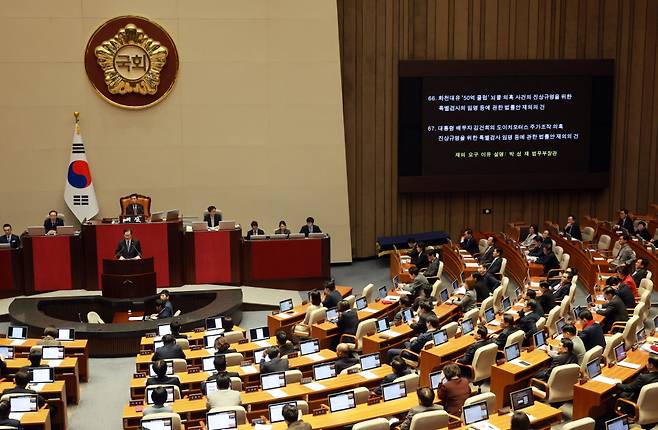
[558,296,571,317]
[87,311,104,324]
[426,261,444,282]
[531,363,580,403]
[223,331,245,344]
[562,417,596,430]
[504,330,525,349]
[339,363,361,375]
[478,239,488,254]
[535,316,546,332]
[597,234,612,252]
[554,246,564,262]
[457,342,498,384]
[229,377,242,391]
[479,296,494,319]
[362,283,376,303]
[409,410,450,430]
[352,418,390,430]
[208,406,247,425]
[492,285,505,313]
[464,392,497,415]
[582,227,595,242]
[614,382,658,426]
[119,193,152,218]
[169,359,187,374]
[393,372,419,392]
[602,333,624,363]
[344,295,356,308]
[174,338,189,350]
[141,412,182,430]
[463,308,479,327]
[580,346,603,372]
[546,306,561,337]
[293,307,326,338]
[340,319,376,352]
[224,352,244,367]
[284,370,303,384]
[440,322,458,338]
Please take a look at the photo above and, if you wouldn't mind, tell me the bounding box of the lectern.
[101,257,156,299]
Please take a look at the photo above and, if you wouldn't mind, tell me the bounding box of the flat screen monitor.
[326,308,338,322]
[614,343,627,362]
[42,345,64,360]
[154,340,164,350]
[8,326,27,340]
[141,417,173,430]
[207,411,238,430]
[206,316,224,331]
[279,299,294,313]
[249,327,270,342]
[204,380,218,394]
[299,339,320,356]
[430,370,446,389]
[312,362,336,381]
[585,294,593,305]
[359,353,381,371]
[461,319,474,335]
[0,346,14,359]
[555,318,566,336]
[392,276,400,290]
[328,391,356,413]
[376,318,390,333]
[586,357,602,379]
[157,324,171,337]
[355,297,368,311]
[204,333,224,349]
[149,361,174,377]
[261,371,286,390]
[254,348,269,364]
[636,328,647,344]
[439,288,449,303]
[433,329,448,346]
[56,328,75,341]
[451,280,459,292]
[502,296,512,311]
[533,331,546,349]
[146,385,175,405]
[510,387,534,411]
[202,356,216,373]
[268,402,297,424]
[504,343,521,362]
[378,286,388,299]
[484,307,496,323]
[605,415,629,430]
[30,366,54,383]
[514,287,522,301]
[463,401,489,425]
[9,395,38,413]
[382,381,407,402]
[573,305,585,319]
[401,308,413,323]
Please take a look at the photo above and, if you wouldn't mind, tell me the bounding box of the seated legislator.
[125,193,145,216]
[0,400,22,430]
[522,224,539,248]
[1,369,46,408]
[206,374,241,409]
[534,338,577,381]
[393,295,413,323]
[246,220,265,239]
[274,220,291,235]
[146,360,182,392]
[299,216,322,236]
[115,228,141,260]
[596,287,628,333]
[606,276,635,309]
[410,301,437,334]
[564,214,582,240]
[516,301,542,344]
[334,343,359,374]
[143,386,174,416]
[537,282,556,314]
[424,249,441,277]
[152,334,185,361]
[528,236,544,258]
[437,363,470,416]
[614,208,634,233]
[282,403,312,430]
[303,291,323,324]
[615,355,658,401]
[413,242,429,269]
[400,387,444,430]
[511,412,530,430]
[400,267,429,297]
[486,247,503,275]
[36,326,61,346]
[44,210,64,235]
[478,236,496,266]
[635,221,652,241]
[609,234,636,269]
[380,356,412,386]
[1,224,20,248]
[260,347,289,374]
[523,290,544,317]
[151,299,173,320]
[275,330,296,357]
[406,237,419,261]
[169,320,187,340]
[457,326,492,366]
[213,337,237,356]
[631,258,649,289]
[386,315,439,363]
[494,315,517,350]
[449,278,477,313]
[204,205,222,228]
[556,324,585,364]
[459,228,480,255]
[577,310,606,350]
[537,244,559,275]
[335,300,358,342]
[321,279,342,309]
[207,355,240,381]
[476,264,500,294]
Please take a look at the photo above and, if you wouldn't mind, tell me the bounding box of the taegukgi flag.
[64,114,99,222]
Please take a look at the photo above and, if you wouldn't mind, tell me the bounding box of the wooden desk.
[490,349,551,409]
[0,338,89,383]
[139,326,247,352]
[572,347,649,419]
[419,334,476,386]
[123,398,207,430]
[5,357,80,405]
[0,246,24,295]
[0,381,66,430]
[453,402,562,430]
[15,409,51,430]
[113,311,145,324]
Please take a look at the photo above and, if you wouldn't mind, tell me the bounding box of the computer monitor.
[253,348,269,364]
[355,297,368,310]
[204,333,224,349]
[359,353,381,371]
[502,296,512,311]
[636,328,647,344]
[585,294,593,306]
[382,381,407,402]
[509,387,534,412]
[376,318,390,333]
[249,327,270,342]
[586,357,602,379]
[605,415,629,430]
[392,275,400,290]
[299,339,320,356]
[378,286,388,299]
[41,345,64,360]
[149,361,174,377]
[462,401,489,425]
[8,326,27,340]
[207,410,238,430]
[157,324,171,337]
[268,402,297,423]
[30,367,55,383]
[451,279,459,292]
[326,308,338,322]
[154,340,165,350]
[514,287,522,301]
[205,315,224,331]
[614,343,627,362]
[504,343,521,362]
[312,362,336,381]
[432,329,448,346]
[202,356,217,373]
[261,372,286,390]
[555,318,566,336]
[0,346,14,359]
[430,370,446,389]
[484,307,496,323]
[461,319,474,335]
[146,385,175,405]
[56,328,75,341]
[141,417,173,430]
[573,305,585,319]
[328,391,356,412]
[9,395,38,413]
[204,380,218,394]
[533,330,546,349]
[401,308,413,323]
[460,272,466,283]
[279,299,294,313]
[439,289,449,303]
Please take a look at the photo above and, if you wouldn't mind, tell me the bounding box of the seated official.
[522,224,539,248]
[282,403,311,430]
[615,356,658,401]
[494,315,517,350]
[609,234,636,269]
[303,291,323,324]
[406,238,419,261]
[478,236,496,266]
[159,290,174,316]
[115,228,141,260]
[471,273,495,302]
[577,310,606,350]
[556,325,585,363]
[1,224,20,249]
[321,279,342,309]
[449,278,477,312]
[410,301,436,334]
[459,229,480,255]
[596,287,628,333]
[206,374,241,409]
[457,326,492,366]
[564,214,582,240]
[606,276,635,309]
[631,258,649,290]
[222,316,235,332]
[334,343,359,374]
[0,400,22,430]
[486,248,503,275]
[207,355,240,381]
[169,320,187,340]
[516,301,541,344]
[511,412,530,430]
[260,347,289,374]
[476,264,500,294]
[336,300,358,341]
[143,386,174,416]
[614,208,634,232]
[43,210,64,235]
[393,295,413,323]
[36,326,61,346]
[213,337,237,355]
[635,221,652,241]
[125,194,144,216]
[413,242,429,269]
[424,249,441,277]
[537,282,556,314]
[1,368,46,408]
[150,299,173,320]
[537,244,559,274]
[552,271,575,301]
[400,387,444,430]
[618,264,638,298]
[524,290,544,316]
[275,330,296,357]
[300,216,322,236]
[28,350,42,368]
[401,267,429,298]
[386,315,439,363]
[146,360,182,392]
[528,236,544,257]
[152,334,185,361]
[535,338,577,381]
[381,356,412,386]
[437,363,470,416]
[204,205,222,228]
[274,220,291,235]
[246,220,265,238]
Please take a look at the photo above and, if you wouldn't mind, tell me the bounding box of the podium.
[101,257,156,299]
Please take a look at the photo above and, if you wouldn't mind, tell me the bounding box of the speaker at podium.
[101,257,156,299]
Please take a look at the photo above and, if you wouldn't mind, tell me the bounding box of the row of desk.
[0,221,330,294]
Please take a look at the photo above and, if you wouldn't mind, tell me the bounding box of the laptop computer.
[56,328,75,341]
[313,362,336,381]
[325,308,339,323]
[261,371,286,390]
[9,395,38,412]
[42,346,64,360]
[614,343,626,362]
[509,387,534,412]
[288,233,305,239]
[205,315,224,331]
[432,329,449,346]
[249,326,269,342]
[430,370,446,389]
[382,381,407,402]
[355,297,368,311]
[279,299,294,313]
[555,318,566,337]
[462,401,489,426]
[204,333,224,349]
[157,324,172,337]
[484,307,496,324]
[586,357,602,379]
[376,318,390,333]
[219,220,236,230]
[328,391,356,412]
[27,226,45,236]
[253,348,269,364]
[249,234,268,240]
[30,367,55,383]
[146,385,175,405]
[154,340,165,350]
[636,328,647,344]
[150,212,165,222]
[141,416,173,430]
[56,226,75,235]
[202,356,217,373]
[604,415,629,430]
[204,380,218,394]
[359,353,381,371]
[533,330,546,349]
[8,326,27,340]
[268,402,297,424]
[401,308,413,323]
[378,286,388,299]
[461,319,474,335]
[439,288,449,303]
[501,296,512,312]
[149,360,174,377]
[0,346,14,359]
[207,410,238,430]
[392,275,400,290]
[299,339,320,356]
[191,221,208,231]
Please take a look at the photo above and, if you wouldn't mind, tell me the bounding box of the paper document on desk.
[465,263,479,268]
[267,388,288,398]
[277,312,293,319]
[470,421,501,430]
[255,340,272,348]
[305,353,324,362]
[359,370,378,380]
[592,375,621,385]
[361,308,378,313]
[379,330,398,339]
[46,359,62,368]
[530,281,540,287]
[617,361,642,369]
[10,339,25,346]
[593,257,606,261]
[505,310,519,316]
[508,359,531,368]
[128,316,143,321]
[8,413,23,421]
[240,365,258,374]
[303,382,326,392]
[29,383,46,392]
[488,320,501,326]
[254,425,272,430]
[454,287,466,295]
[384,296,400,302]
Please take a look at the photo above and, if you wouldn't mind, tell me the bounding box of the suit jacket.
[517,311,541,336]
[495,327,517,350]
[457,339,493,365]
[206,388,241,409]
[156,303,173,319]
[260,357,289,374]
[617,217,634,232]
[460,237,479,255]
[0,417,22,430]
[207,370,240,381]
[631,268,648,290]
[115,239,141,259]
[334,355,359,374]
[540,252,560,274]
[43,218,64,233]
[455,290,477,313]
[246,228,265,238]
[616,284,636,309]
[287,420,312,430]
[425,258,441,277]
[597,295,628,332]
[278,341,296,357]
[145,375,182,392]
[437,377,470,416]
[553,282,572,301]
[337,309,358,338]
[400,404,444,430]
[564,223,582,240]
[536,352,577,381]
[482,273,500,294]
[204,213,222,228]
[300,225,322,236]
[322,290,342,309]
[274,228,291,235]
[616,371,658,402]
[36,336,61,346]
[0,234,20,249]
[538,290,556,314]
[125,203,145,216]
[578,322,606,350]
[635,228,652,241]
[409,330,435,353]
[479,246,494,266]
[612,245,636,268]
[487,257,502,275]
[415,252,429,269]
[410,311,437,334]
[152,344,185,361]
[474,280,491,303]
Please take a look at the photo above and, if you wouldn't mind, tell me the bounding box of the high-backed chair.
[535,317,546,332]
[222,331,244,344]
[87,311,104,324]
[337,387,370,404]
[531,363,580,403]
[632,302,648,322]
[463,308,479,327]
[362,283,376,303]
[284,370,303,384]
[567,283,577,306]
[597,234,612,252]
[175,338,190,350]
[613,315,640,349]
[554,246,564,262]
[430,279,442,301]
[464,392,497,415]
[602,333,624,363]
[500,276,510,297]
[639,279,654,298]
[497,258,508,278]
[615,382,658,426]
[170,359,187,373]
[563,417,596,430]
[339,363,361,374]
[580,346,603,371]
[229,377,242,391]
[352,418,390,430]
[141,413,182,430]
[293,307,326,337]
[458,343,498,384]
[409,410,450,430]
[224,353,244,367]
[340,319,376,351]
[546,307,561,337]
[504,331,525,349]
[582,227,595,242]
[344,295,356,308]
[479,296,494,319]
[440,322,458,338]
[120,193,152,218]
[478,239,488,254]
[559,296,571,317]
[426,261,444,281]
[208,406,247,425]
[492,285,505,313]
[393,373,419,392]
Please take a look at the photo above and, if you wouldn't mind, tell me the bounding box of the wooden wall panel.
[337,0,658,258]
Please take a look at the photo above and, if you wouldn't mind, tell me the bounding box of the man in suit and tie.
[321,279,342,309]
[534,338,577,381]
[615,208,634,233]
[246,221,265,239]
[578,310,606,350]
[259,347,290,374]
[615,356,658,401]
[386,315,439,362]
[635,221,652,241]
[459,229,480,255]
[424,249,441,277]
[43,210,64,235]
[0,224,20,248]
[610,234,636,269]
[152,334,185,361]
[125,194,144,216]
[564,214,582,240]
[478,236,496,266]
[300,217,322,236]
[631,258,649,288]
[596,287,628,333]
[115,229,141,260]
[204,205,222,228]
[486,248,503,276]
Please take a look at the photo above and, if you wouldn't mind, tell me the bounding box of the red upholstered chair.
[119,193,152,218]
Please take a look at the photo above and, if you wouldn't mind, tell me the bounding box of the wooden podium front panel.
[243,237,330,280]
[23,235,82,292]
[0,248,23,294]
[186,229,241,284]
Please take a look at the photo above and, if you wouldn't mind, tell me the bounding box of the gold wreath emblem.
[94,23,168,95]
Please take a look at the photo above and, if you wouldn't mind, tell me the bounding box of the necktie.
[127,240,130,251]
[210,217,214,227]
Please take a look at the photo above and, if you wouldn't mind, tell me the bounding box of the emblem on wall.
[84,16,179,109]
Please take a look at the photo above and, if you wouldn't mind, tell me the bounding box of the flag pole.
[74,111,80,123]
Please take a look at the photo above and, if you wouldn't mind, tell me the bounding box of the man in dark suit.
[538,282,556,314]
[206,355,240,381]
[534,338,577,381]
[386,315,440,363]
[476,265,500,294]
[159,290,174,317]
[204,205,222,228]
[152,334,185,361]
[321,279,342,309]
[0,224,20,249]
[424,250,441,277]
[615,208,634,233]
[336,301,358,341]
[146,360,182,392]
[578,310,606,350]
[478,236,496,266]
[516,301,541,343]
[260,347,289,374]
[457,325,492,365]
[495,315,517,350]
[486,248,503,276]
[125,194,144,216]
[151,299,173,320]
[596,287,628,333]
[282,404,312,430]
[334,343,360,373]
[169,320,187,340]
[413,242,429,269]
[0,400,22,430]
[275,330,296,357]
[459,229,480,255]
[406,238,419,261]
[615,356,658,401]
[607,277,636,309]
[299,217,322,236]
[115,228,141,259]
[631,258,649,288]
[564,214,582,240]
[43,210,64,234]
[528,236,545,257]
[552,271,574,301]
[635,221,652,241]
[1,368,46,408]
[537,245,559,275]
[410,301,436,334]
[246,220,265,238]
